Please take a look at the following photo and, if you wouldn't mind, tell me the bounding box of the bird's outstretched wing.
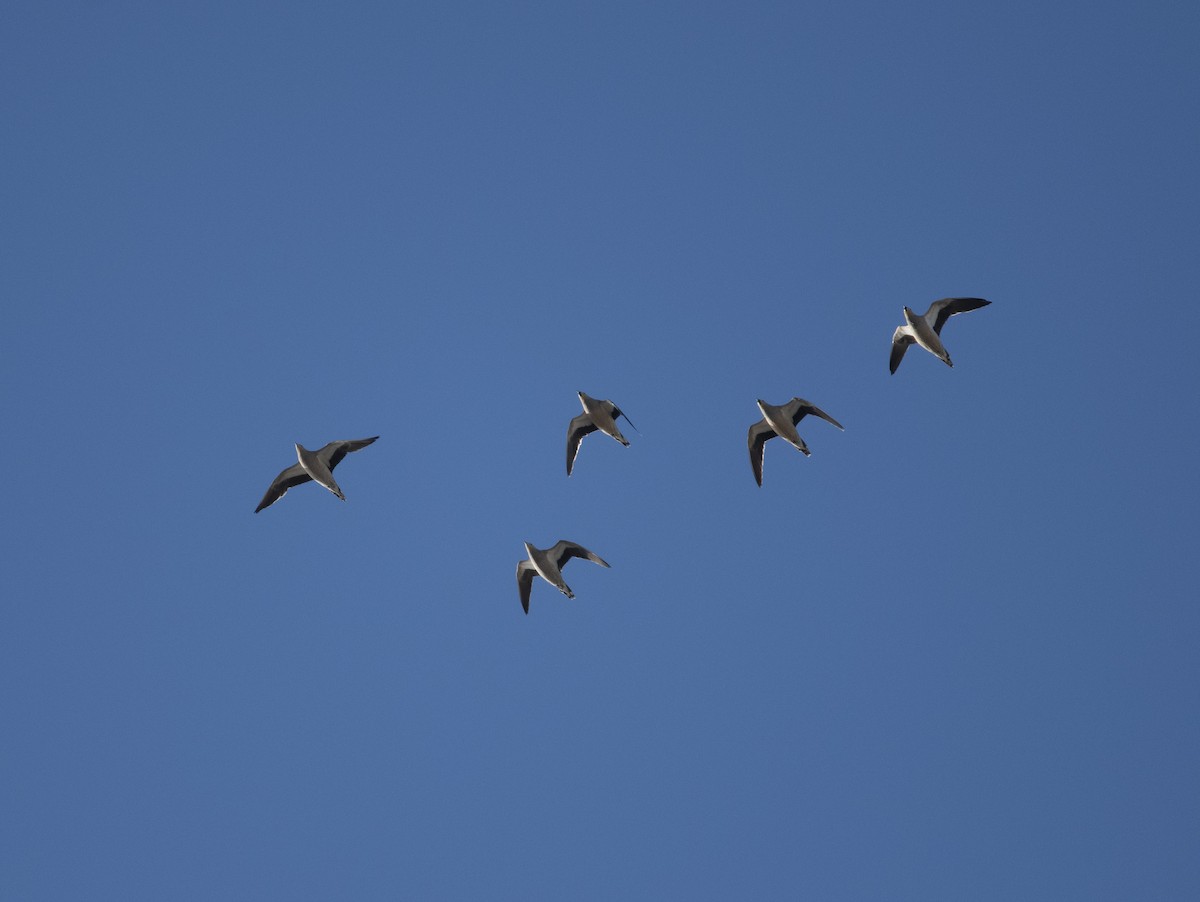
[516,560,537,614]
[551,540,610,570]
[566,414,598,476]
[747,420,777,487]
[927,297,990,335]
[255,463,312,512]
[890,327,914,374]
[610,403,638,433]
[317,436,380,470]
[785,399,844,431]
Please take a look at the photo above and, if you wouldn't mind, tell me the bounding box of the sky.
[2,0,1198,898]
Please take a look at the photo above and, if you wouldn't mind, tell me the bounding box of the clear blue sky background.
[3,1,1198,899]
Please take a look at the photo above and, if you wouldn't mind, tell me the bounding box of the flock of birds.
[255,297,992,613]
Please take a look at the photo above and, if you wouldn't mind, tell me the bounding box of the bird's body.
[566,392,636,475]
[255,436,379,512]
[747,398,843,486]
[516,540,611,613]
[890,297,991,373]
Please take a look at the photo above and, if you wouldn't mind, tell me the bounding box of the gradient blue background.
[3,1,1198,898]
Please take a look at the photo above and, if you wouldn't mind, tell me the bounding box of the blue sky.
[3,1,1198,898]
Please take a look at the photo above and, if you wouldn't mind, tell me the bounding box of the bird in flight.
[516,540,611,614]
[566,391,637,476]
[747,398,844,487]
[890,297,991,373]
[255,436,379,512]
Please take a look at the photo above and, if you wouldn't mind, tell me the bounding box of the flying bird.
[566,391,637,476]
[748,398,844,487]
[516,540,611,614]
[255,436,379,512]
[889,297,991,373]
